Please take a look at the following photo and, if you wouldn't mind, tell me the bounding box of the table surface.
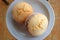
[0,0,60,40]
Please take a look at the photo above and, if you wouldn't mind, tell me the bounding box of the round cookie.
[26,13,48,36]
[12,2,33,23]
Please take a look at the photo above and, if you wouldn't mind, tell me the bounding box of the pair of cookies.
[12,2,48,36]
